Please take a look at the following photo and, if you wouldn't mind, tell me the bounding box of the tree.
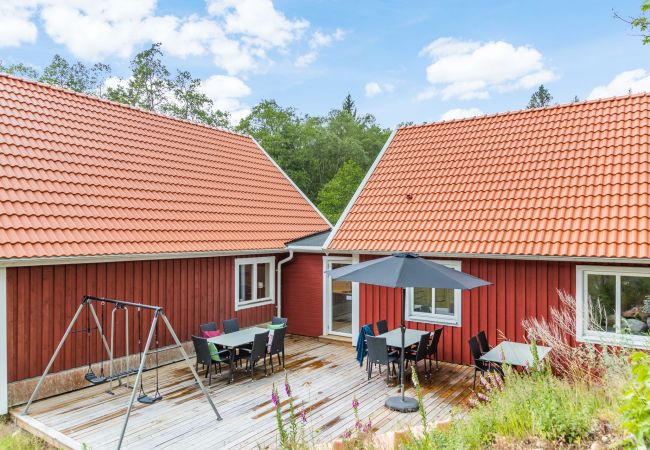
[106,43,171,111]
[39,55,110,94]
[615,0,650,44]
[164,70,230,128]
[527,84,553,108]
[342,93,357,118]
[316,160,365,223]
[0,61,39,79]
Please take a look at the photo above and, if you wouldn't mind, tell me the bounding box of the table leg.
[229,347,235,383]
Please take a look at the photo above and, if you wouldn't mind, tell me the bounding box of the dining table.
[479,341,551,367]
[208,326,267,382]
[380,328,430,349]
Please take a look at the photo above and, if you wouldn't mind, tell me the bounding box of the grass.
[0,415,50,450]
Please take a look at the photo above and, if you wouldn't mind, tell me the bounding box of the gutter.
[276,250,295,317]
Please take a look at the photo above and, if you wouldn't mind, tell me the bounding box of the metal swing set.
[22,295,222,449]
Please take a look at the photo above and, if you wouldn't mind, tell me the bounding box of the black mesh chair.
[366,335,398,383]
[199,322,218,334]
[240,331,269,381]
[477,330,491,354]
[268,326,286,372]
[271,316,288,326]
[223,318,240,334]
[376,319,389,335]
[469,336,503,389]
[427,328,444,372]
[405,332,431,376]
[191,335,229,386]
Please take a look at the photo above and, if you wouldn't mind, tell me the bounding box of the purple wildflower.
[285,381,291,397]
[271,388,280,407]
[477,392,489,402]
[299,410,307,423]
[362,420,372,433]
[352,398,359,410]
[342,430,352,439]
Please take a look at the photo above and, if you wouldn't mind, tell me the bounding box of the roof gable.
[0,74,329,260]
[327,95,650,260]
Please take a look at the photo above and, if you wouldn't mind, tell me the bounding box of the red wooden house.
[0,74,330,412]
[323,94,650,366]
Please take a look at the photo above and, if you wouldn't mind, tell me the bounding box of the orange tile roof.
[327,95,650,259]
[0,74,329,260]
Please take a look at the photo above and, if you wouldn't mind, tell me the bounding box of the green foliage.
[527,84,553,109]
[316,160,364,223]
[620,351,650,446]
[619,0,650,45]
[163,70,230,128]
[237,96,390,210]
[0,62,39,79]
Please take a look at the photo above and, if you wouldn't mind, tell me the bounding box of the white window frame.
[235,256,275,310]
[406,260,462,326]
[576,265,650,348]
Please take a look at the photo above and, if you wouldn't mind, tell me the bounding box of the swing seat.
[137,393,162,404]
[85,370,107,385]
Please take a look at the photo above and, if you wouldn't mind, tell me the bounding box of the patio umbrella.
[326,253,491,413]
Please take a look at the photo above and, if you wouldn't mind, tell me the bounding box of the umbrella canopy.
[326,253,491,290]
[326,252,491,413]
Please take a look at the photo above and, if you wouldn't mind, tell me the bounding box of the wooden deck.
[12,335,474,449]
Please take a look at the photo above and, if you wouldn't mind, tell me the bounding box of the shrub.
[619,351,650,447]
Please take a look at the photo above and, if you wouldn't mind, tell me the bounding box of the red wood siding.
[281,253,324,337]
[6,255,277,382]
[359,256,576,365]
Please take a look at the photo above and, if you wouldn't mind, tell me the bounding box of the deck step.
[318,334,352,346]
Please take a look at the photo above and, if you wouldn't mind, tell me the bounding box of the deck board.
[13,335,473,449]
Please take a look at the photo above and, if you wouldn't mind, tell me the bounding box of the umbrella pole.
[385,287,418,413]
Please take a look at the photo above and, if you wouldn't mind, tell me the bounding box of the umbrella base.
[385,396,419,413]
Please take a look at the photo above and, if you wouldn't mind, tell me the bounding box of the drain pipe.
[276,250,294,317]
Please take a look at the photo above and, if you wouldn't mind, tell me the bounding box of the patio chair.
[271,316,288,326]
[240,331,269,381]
[477,330,490,354]
[427,328,444,372]
[191,335,229,386]
[268,325,286,372]
[365,335,398,384]
[199,322,218,334]
[405,332,431,377]
[376,319,389,335]
[223,318,240,334]
[469,336,503,389]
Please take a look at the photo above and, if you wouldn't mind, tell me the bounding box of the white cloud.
[364,81,394,98]
[419,37,557,101]
[201,75,252,124]
[5,0,313,76]
[295,28,345,67]
[0,1,39,47]
[440,107,483,121]
[588,69,650,100]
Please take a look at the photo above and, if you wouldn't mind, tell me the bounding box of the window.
[577,266,650,347]
[406,260,462,326]
[235,257,275,310]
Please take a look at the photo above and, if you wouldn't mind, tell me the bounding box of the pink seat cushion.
[202,329,222,338]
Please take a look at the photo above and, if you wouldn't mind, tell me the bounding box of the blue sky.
[1,0,648,128]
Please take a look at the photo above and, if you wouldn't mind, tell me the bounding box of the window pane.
[620,275,650,336]
[257,263,271,299]
[239,264,253,301]
[586,274,615,332]
[413,288,432,313]
[434,288,455,316]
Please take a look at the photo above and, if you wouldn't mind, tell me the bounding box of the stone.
[623,318,647,334]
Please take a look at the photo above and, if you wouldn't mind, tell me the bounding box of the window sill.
[406,314,460,327]
[235,298,275,311]
[577,332,650,349]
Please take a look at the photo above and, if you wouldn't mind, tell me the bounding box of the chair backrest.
[270,326,286,354]
[477,330,490,353]
[415,332,431,360]
[366,335,389,365]
[376,319,389,335]
[428,328,443,356]
[468,336,486,369]
[271,316,288,326]
[251,331,270,362]
[200,322,217,334]
[192,335,212,365]
[223,318,239,334]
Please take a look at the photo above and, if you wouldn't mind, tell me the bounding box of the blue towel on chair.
[356,324,374,366]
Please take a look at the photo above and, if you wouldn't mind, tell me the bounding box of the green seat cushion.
[208,342,222,362]
[267,323,285,330]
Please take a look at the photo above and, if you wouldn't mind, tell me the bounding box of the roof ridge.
[0,72,252,139]
[399,91,650,130]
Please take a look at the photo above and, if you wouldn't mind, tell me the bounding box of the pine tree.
[527,85,553,109]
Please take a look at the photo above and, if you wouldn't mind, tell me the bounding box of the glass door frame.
[323,256,354,337]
